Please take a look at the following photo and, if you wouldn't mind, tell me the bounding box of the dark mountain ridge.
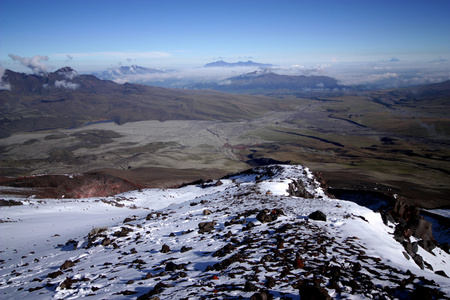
[204,60,274,68]
[2,67,117,95]
[0,68,294,138]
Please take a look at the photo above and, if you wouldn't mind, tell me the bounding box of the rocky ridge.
[0,165,449,299]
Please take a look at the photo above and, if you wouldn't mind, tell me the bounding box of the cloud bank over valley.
[91,60,450,90]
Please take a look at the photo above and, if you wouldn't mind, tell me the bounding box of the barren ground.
[1,92,449,208]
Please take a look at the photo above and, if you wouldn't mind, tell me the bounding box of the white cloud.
[54,51,171,59]
[58,69,78,80]
[367,72,398,81]
[8,54,49,74]
[55,80,79,89]
[316,82,325,88]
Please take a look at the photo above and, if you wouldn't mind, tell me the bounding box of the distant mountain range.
[0,67,292,138]
[192,70,342,94]
[204,60,274,68]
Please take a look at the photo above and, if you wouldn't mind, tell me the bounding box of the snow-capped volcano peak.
[1,165,449,299]
[56,66,78,79]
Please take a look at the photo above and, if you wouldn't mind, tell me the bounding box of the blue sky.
[1,0,450,73]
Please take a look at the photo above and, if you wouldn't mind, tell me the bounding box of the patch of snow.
[1,165,449,299]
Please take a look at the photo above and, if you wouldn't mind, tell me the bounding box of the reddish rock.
[0,173,144,199]
[294,258,305,269]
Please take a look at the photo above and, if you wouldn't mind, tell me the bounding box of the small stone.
[180,246,193,252]
[402,251,411,260]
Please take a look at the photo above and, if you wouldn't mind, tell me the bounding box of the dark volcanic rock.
[213,243,235,257]
[308,210,327,221]
[164,262,178,272]
[244,280,258,292]
[0,199,23,206]
[47,270,63,279]
[298,283,332,300]
[250,290,273,300]
[160,244,171,253]
[198,221,216,233]
[180,246,193,252]
[256,208,284,223]
[60,260,75,270]
[113,227,134,237]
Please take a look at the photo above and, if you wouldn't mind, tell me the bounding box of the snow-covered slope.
[1,165,449,299]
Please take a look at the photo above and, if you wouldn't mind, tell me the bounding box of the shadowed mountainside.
[0,68,294,138]
[191,70,342,94]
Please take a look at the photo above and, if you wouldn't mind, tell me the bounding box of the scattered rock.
[60,260,75,270]
[47,270,63,279]
[413,254,424,270]
[256,208,283,223]
[160,244,171,253]
[59,277,77,290]
[298,283,331,300]
[244,281,258,292]
[308,210,327,221]
[288,179,314,198]
[198,221,216,234]
[180,246,193,252]
[214,253,246,271]
[0,199,23,206]
[213,243,235,257]
[293,257,305,269]
[165,262,178,272]
[101,238,112,246]
[265,276,276,288]
[113,227,134,237]
[250,290,273,300]
[435,270,448,278]
[116,290,138,295]
[243,221,255,231]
